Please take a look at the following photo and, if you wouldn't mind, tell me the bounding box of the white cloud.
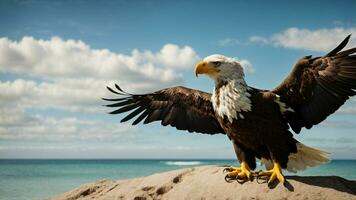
[0,108,135,141]
[218,38,240,47]
[0,36,200,86]
[0,36,203,148]
[0,36,203,114]
[0,79,107,112]
[156,44,200,69]
[320,120,356,129]
[337,98,356,114]
[0,79,36,102]
[338,107,356,114]
[0,107,35,126]
[236,58,255,74]
[249,36,269,45]
[249,27,356,51]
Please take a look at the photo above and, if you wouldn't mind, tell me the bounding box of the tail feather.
[287,143,330,173]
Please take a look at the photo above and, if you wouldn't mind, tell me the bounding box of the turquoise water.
[0,159,355,200]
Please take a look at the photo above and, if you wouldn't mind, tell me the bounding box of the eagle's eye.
[212,61,222,67]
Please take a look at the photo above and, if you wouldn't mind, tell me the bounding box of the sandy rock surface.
[52,165,356,200]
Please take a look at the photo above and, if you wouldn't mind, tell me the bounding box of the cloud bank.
[249,27,356,52]
[0,36,202,113]
[0,36,200,88]
[0,36,203,148]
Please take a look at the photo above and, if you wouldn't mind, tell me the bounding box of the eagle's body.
[104,35,356,183]
[213,84,296,170]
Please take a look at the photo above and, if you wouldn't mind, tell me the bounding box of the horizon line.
[0,158,355,160]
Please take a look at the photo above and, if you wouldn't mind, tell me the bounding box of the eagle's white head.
[194,54,245,83]
[195,54,251,123]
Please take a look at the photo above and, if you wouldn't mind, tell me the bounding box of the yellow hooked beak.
[194,61,220,77]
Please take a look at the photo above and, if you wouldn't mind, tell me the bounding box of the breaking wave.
[164,161,203,166]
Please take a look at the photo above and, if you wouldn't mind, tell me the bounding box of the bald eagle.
[104,35,356,184]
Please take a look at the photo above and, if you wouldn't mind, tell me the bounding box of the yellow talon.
[225,162,251,179]
[258,162,285,183]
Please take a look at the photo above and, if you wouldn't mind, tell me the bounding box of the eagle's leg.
[258,162,285,183]
[224,142,255,181]
[224,161,251,179]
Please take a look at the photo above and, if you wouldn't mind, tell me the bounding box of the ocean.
[0,159,355,200]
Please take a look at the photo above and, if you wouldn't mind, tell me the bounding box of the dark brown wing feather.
[103,85,224,135]
[272,35,356,133]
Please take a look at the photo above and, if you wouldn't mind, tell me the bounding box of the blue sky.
[0,0,356,159]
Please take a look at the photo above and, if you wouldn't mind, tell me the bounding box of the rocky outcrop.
[52,165,356,200]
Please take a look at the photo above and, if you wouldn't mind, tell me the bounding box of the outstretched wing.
[103,84,224,134]
[272,35,356,133]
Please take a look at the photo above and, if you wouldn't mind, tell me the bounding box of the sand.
[52,165,356,200]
